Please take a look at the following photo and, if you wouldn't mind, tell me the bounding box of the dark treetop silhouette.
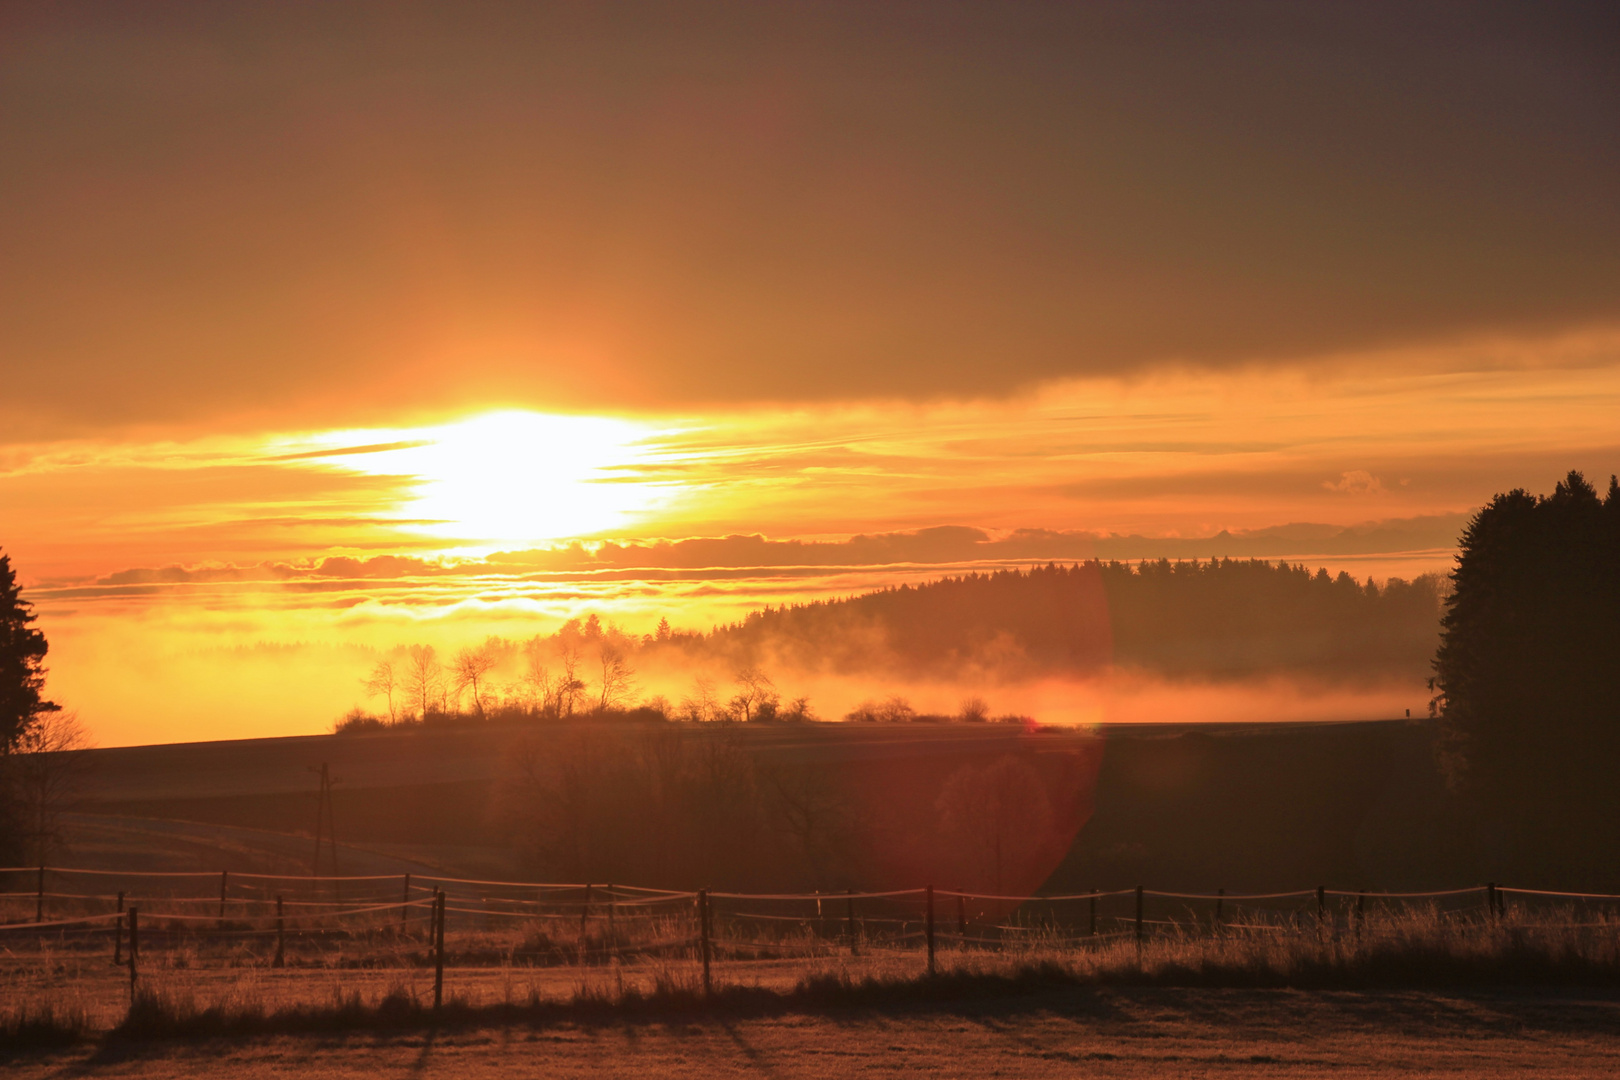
[0,551,56,753]
[1,550,60,863]
[1433,471,1620,882]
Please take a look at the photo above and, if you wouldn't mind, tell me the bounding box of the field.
[56,716,1469,892]
[13,720,1620,1075]
[6,986,1620,1077]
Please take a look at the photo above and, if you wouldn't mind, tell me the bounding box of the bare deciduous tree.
[597,644,638,712]
[521,636,554,717]
[557,645,586,717]
[958,696,990,723]
[729,666,778,722]
[681,676,720,722]
[453,638,505,720]
[846,695,916,722]
[362,660,398,723]
[405,644,443,721]
[8,709,93,865]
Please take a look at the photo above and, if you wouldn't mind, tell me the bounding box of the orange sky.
[3,3,1618,745]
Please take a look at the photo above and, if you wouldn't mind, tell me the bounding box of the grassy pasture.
[7,901,1620,1045]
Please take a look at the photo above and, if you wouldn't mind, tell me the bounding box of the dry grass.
[5,904,1620,1051]
[0,999,91,1049]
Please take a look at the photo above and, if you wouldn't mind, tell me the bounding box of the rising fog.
[347,559,1445,730]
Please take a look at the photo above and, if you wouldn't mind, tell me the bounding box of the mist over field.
[40,557,1444,745]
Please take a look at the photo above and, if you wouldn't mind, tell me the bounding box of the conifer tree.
[1432,471,1620,882]
[0,550,57,752]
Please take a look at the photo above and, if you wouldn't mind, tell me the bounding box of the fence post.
[925,885,936,977]
[401,873,411,938]
[274,895,285,968]
[957,893,968,943]
[36,865,44,923]
[127,907,139,999]
[607,882,616,941]
[433,890,446,1010]
[698,889,712,998]
[1486,882,1498,922]
[113,891,125,965]
[1134,885,1144,951]
[581,883,592,937]
[1355,891,1366,943]
[219,870,229,929]
[846,887,858,956]
[1089,891,1097,937]
[1316,885,1326,937]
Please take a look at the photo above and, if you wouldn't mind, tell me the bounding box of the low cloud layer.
[52,515,1467,598]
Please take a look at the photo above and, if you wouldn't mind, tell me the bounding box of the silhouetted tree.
[1,551,57,752]
[9,709,92,865]
[520,636,556,717]
[729,666,778,721]
[362,660,398,723]
[596,644,637,711]
[681,675,720,722]
[958,696,991,723]
[1,551,61,864]
[453,638,505,720]
[846,695,915,722]
[557,645,587,716]
[1433,471,1620,883]
[404,644,443,721]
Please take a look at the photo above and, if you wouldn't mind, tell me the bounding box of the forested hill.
[709,560,1446,682]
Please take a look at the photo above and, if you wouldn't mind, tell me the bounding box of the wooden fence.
[5,866,1619,1005]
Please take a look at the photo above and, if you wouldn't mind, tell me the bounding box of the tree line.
[343,613,818,733]
[345,557,1452,732]
[707,558,1447,682]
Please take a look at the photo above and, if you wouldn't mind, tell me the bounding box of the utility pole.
[309,763,340,879]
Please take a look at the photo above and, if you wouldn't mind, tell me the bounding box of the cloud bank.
[3,3,1618,434]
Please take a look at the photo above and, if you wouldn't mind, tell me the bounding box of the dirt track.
[9,987,1620,1078]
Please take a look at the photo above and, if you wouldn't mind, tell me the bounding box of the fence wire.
[4,866,1619,984]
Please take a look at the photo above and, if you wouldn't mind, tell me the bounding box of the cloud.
[1324,471,1385,496]
[2,3,1617,435]
[66,516,1467,599]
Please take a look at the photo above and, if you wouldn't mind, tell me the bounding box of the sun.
[303,410,671,545]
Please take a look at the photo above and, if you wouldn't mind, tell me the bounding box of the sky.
[3,2,1618,746]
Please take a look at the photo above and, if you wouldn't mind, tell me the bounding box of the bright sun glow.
[296,410,670,544]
